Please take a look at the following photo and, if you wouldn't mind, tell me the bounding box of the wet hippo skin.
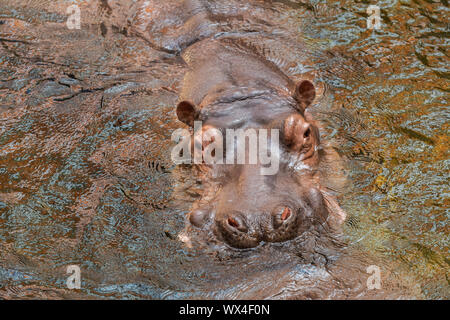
[130,0,346,249]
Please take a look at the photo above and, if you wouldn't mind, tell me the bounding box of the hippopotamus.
[129,0,346,249]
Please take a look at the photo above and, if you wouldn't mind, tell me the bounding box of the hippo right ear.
[176,101,199,127]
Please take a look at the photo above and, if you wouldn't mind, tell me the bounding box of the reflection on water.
[0,0,448,299]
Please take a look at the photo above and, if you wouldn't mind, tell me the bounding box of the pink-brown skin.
[131,0,345,249]
[174,40,344,249]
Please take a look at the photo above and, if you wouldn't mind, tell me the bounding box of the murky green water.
[304,0,449,299]
[0,0,448,299]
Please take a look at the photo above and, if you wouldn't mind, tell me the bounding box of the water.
[0,0,448,299]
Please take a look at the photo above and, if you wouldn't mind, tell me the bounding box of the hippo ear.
[293,80,316,112]
[176,101,199,127]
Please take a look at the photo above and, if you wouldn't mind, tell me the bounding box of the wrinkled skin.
[209,167,330,249]
[130,0,345,248]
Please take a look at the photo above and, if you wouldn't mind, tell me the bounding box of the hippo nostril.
[228,217,239,228]
[281,207,291,220]
[226,216,248,233]
[272,206,294,229]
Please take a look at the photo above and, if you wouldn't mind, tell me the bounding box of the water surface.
[0,0,448,299]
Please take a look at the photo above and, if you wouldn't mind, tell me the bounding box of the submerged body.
[130,0,346,249]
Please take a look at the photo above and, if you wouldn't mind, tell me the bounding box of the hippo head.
[175,80,345,248]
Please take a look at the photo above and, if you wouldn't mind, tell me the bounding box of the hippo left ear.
[176,100,199,127]
[293,80,316,112]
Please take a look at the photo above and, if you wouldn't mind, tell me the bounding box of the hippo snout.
[215,205,308,249]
